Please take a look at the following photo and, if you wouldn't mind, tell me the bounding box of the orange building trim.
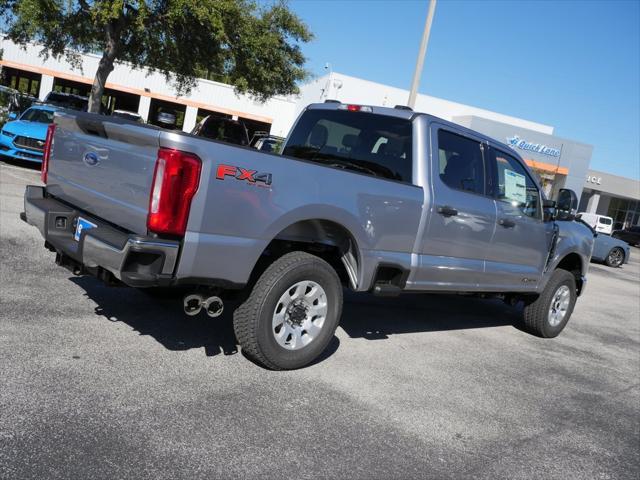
[524,158,569,176]
[0,59,273,124]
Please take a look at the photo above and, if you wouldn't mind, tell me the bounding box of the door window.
[437,130,486,195]
[492,150,541,219]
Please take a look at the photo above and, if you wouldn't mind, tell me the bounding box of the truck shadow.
[71,277,523,361]
[339,291,522,340]
[70,276,341,365]
[71,277,240,359]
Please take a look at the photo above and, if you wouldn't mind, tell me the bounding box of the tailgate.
[46,111,161,234]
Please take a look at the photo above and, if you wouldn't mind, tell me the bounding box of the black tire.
[605,247,625,267]
[523,269,576,338]
[233,251,343,370]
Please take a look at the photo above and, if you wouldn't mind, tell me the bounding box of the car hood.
[1,120,48,140]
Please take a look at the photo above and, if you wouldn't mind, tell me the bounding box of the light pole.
[407,0,437,109]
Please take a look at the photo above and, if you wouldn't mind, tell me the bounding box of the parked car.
[0,105,57,163]
[192,115,250,146]
[251,133,285,153]
[577,212,614,235]
[612,226,640,247]
[22,102,594,370]
[43,91,90,111]
[0,85,37,123]
[591,231,631,267]
[111,109,144,123]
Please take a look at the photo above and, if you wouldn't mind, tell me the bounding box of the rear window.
[598,217,612,225]
[283,109,413,183]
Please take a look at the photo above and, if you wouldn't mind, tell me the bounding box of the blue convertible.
[0,105,57,163]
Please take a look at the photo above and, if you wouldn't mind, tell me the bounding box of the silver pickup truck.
[22,101,594,369]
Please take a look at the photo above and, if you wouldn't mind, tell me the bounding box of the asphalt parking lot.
[1,161,639,480]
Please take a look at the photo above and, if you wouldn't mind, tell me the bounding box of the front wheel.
[523,269,577,338]
[605,247,625,268]
[233,251,343,370]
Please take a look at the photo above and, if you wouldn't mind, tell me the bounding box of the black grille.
[13,135,45,152]
[17,151,42,160]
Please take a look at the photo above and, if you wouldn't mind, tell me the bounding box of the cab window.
[437,130,485,195]
[492,150,540,219]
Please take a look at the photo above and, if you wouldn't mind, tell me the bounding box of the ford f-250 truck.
[22,102,594,369]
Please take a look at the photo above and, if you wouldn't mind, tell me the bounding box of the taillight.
[41,123,56,183]
[147,148,202,237]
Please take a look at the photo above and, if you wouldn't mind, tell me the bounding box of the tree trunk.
[88,52,115,113]
[88,22,119,114]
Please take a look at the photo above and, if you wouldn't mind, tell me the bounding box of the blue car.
[0,105,57,163]
[591,232,631,268]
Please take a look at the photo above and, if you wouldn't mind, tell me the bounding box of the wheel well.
[556,252,584,294]
[249,220,360,290]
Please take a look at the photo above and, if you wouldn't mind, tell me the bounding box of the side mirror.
[8,112,18,120]
[542,199,556,222]
[555,188,578,221]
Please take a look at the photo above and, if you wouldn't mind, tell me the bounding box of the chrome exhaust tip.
[203,296,224,318]
[183,294,204,316]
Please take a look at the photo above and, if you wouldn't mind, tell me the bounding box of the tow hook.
[182,294,224,318]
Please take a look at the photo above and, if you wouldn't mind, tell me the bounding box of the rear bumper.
[22,185,179,287]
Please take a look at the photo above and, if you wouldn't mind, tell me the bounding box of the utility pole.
[407,0,437,109]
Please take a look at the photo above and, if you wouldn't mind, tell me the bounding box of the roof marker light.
[339,104,373,113]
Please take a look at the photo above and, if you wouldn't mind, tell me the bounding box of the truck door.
[411,124,497,290]
[483,146,552,289]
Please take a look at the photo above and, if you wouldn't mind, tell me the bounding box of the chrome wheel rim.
[608,248,623,266]
[548,285,571,327]
[272,281,328,350]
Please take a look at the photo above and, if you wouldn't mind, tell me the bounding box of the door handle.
[437,205,458,217]
[498,218,516,228]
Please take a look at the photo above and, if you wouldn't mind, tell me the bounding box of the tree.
[1,0,313,112]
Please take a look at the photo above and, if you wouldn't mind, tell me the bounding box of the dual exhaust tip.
[183,294,224,318]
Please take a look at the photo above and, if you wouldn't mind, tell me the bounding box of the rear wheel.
[605,247,625,267]
[233,251,343,370]
[523,269,576,338]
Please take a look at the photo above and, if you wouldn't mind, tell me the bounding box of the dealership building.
[1,37,638,227]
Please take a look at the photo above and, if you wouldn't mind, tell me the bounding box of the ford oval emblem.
[83,151,100,167]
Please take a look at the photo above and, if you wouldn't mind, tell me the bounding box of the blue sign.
[506,135,561,158]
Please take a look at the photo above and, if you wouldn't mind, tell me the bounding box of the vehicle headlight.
[1,130,16,138]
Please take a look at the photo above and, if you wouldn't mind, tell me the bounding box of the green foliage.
[1,0,313,102]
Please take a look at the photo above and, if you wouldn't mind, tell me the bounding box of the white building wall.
[0,37,298,136]
[295,73,555,135]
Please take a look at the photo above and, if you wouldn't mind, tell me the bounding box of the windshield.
[283,109,413,182]
[20,108,54,124]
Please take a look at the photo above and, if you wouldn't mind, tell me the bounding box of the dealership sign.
[506,135,561,158]
[586,175,602,185]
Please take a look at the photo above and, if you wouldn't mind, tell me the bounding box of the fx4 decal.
[216,164,272,186]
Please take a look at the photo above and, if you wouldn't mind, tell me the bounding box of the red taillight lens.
[147,148,202,237]
[346,104,361,111]
[41,123,56,183]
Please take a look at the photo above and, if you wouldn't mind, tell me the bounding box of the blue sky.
[289,0,640,179]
